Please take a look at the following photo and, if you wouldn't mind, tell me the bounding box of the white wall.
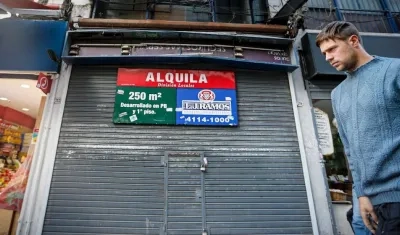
[34,0,92,7]
[34,0,64,5]
[332,203,354,235]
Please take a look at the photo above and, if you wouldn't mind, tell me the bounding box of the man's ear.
[348,35,360,48]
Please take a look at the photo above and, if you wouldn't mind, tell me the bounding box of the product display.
[0,119,32,197]
[330,189,348,201]
[0,155,31,211]
[18,133,31,163]
[0,168,12,189]
[326,118,352,201]
[0,119,33,210]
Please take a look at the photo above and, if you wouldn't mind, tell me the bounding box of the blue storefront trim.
[0,19,67,72]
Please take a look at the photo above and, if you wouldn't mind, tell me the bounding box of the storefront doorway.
[0,78,47,235]
[306,78,354,234]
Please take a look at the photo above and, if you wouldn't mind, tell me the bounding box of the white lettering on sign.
[182,100,232,116]
[140,45,227,53]
[145,72,208,84]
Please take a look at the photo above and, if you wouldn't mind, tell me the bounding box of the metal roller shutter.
[306,79,344,100]
[43,66,313,235]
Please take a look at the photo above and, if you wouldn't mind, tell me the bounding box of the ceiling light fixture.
[21,84,30,88]
[0,11,11,20]
[0,97,8,101]
[22,108,29,111]
[0,3,12,20]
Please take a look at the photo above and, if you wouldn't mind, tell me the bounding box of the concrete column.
[291,29,337,235]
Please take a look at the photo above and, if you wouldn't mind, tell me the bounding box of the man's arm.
[395,59,400,90]
[331,90,364,198]
[388,58,400,91]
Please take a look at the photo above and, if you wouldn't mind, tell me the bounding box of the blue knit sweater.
[331,56,400,206]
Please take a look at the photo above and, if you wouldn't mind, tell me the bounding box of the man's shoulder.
[376,57,400,82]
[331,78,348,101]
[378,56,400,62]
[331,85,340,100]
[387,57,400,70]
[377,56,400,68]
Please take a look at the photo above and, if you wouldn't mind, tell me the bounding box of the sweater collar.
[346,56,380,76]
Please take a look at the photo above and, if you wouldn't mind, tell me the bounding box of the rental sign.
[113,68,238,126]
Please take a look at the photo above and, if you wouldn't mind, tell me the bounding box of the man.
[316,21,400,234]
[333,118,371,235]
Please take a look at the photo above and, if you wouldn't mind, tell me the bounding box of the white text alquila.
[145,72,208,84]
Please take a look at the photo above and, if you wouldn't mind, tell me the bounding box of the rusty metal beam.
[76,18,288,34]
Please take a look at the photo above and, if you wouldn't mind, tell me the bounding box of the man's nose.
[325,54,333,62]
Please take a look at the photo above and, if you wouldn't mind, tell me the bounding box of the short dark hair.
[316,21,361,47]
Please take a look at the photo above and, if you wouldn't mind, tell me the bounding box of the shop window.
[154,4,210,22]
[95,0,210,21]
[312,100,352,203]
[306,0,332,9]
[337,0,391,33]
[303,8,338,30]
[338,0,383,11]
[395,14,400,28]
[214,0,249,24]
[342,12,392,33]
[103,0,147,19]
[387,0,400,13]
[304,0,395,33]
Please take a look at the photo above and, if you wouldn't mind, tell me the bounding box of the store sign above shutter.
[61,30,298,72]
[113,69,238,126]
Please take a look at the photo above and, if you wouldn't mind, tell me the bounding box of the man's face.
[319,38,357,72]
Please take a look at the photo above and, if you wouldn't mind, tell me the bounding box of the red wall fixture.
[0,105,5,117]
[0,0,56,9]
[0,105,35,130]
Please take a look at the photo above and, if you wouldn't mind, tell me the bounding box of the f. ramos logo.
[198,89,215,102]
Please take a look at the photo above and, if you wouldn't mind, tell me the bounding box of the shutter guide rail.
[162,153,168,235]
[200,153,208,235]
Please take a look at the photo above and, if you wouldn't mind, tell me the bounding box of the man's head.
[316,21,364,72]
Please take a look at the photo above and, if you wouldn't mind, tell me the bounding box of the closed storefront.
[41,65,313,235]
[12,25,328,234]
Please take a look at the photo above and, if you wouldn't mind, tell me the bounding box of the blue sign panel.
[176,88,238,126]
[0,19,67,72]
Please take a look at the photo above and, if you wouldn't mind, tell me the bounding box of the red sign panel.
[117,69,236,89]
[36,73,52,94]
